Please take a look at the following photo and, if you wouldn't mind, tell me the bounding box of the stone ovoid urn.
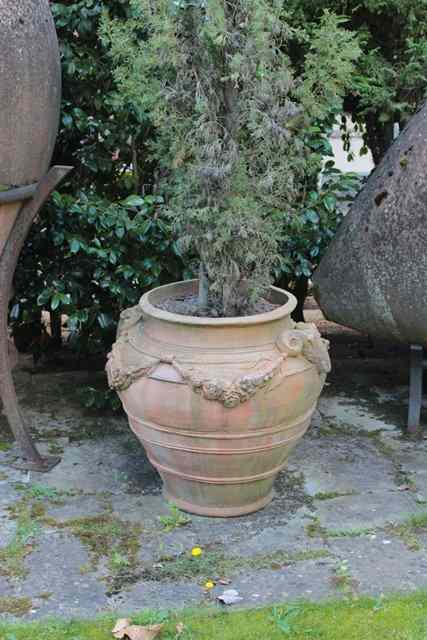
[0,0,61,255]
[313,101,427,348]
[0,0,71,470]
[107,280,331,517]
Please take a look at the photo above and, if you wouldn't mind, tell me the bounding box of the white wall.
[330,118,374,176]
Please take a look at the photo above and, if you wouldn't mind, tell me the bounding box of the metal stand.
[407,344,426,434]
[0,166,72,471]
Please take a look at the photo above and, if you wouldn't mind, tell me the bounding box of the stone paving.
[1,335,427,621]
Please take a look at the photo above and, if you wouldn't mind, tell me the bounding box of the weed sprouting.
[159,504,191,533]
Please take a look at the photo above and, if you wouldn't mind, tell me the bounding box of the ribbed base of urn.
[163,489,274,517]
[126,411,313,517]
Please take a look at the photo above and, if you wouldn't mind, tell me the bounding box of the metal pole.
[0,166,72,471]
[407,344,424,434]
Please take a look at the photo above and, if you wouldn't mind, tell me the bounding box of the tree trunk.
[50,310,62,348]
[291,277,309,323]
[132,136,140,194]
[276,275,308,323]
[198,262,209,311]
[365,114,395,165]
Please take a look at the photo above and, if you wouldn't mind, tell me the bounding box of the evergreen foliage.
[102,0,360,316]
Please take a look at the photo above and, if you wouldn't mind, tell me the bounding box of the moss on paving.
[0,484,93,580]
[316,422,359,438]
[327,527,374,538]
[41,512,143,594]
[3,593,427,638]
[0,500,41,579]
[305,517,374,540]
[306,507,427,550]
[37,592,53,601]
[47,441,65,455]
[53,513,142,569]
[0,596,33,617]
[313,491,357,501]
[3,482,143,591]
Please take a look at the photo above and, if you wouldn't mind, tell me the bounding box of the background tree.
[287,0,427,164]
[51,0,153,196]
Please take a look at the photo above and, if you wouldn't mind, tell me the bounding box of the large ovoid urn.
[313,101,427,348]
[107,280,331,517]
[0,0,61,254]
[0,0,68,470]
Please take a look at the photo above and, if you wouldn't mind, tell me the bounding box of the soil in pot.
[154,294,279,318]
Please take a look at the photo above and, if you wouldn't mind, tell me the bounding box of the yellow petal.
[191,546,202,557]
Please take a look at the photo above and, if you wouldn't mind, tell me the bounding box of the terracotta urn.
[107,280,331,517]
[0,0,61,254]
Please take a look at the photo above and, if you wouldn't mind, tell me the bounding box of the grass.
[158,504,192,532]
[3,593,427,638]
[22,484,62,501]
[143,547,331,583]
[13,482,78,502]
[388,511,427,551]
[330,560,359,597]
[326,527,374,538]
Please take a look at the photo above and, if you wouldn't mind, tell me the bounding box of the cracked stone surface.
[1,328,427,621]
[290,436,397,496]
[5,533,108,619]
[330,535,427,594]
[314,490,423,531]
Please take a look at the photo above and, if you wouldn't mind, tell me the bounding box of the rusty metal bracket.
[0,183,38,204]
[0,166,72,471]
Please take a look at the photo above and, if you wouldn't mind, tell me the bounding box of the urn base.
[163,489,274,517]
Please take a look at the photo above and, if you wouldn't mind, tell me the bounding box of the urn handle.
[277,322,331,377]
[116,305,144,338]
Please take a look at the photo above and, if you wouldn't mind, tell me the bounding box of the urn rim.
[139,279,297,327]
